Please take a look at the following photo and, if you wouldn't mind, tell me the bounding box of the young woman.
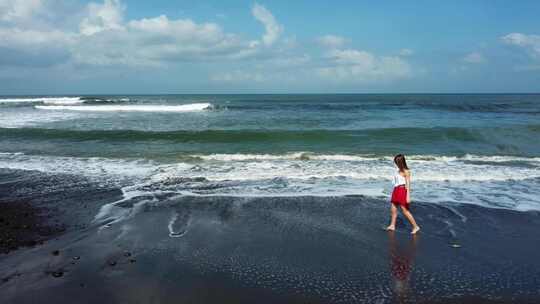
[386,154,420,234]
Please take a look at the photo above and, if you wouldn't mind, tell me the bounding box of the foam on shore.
[1,152,539,212]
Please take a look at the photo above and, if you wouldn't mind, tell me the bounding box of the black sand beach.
[1,169,540,304]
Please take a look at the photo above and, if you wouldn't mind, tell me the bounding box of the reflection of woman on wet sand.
[388,231,418,302]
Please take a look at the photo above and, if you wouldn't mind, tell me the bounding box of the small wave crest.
[195,153,540,163]
[35,103,212,112]
[0,97,84,105]
[80,97,132,105]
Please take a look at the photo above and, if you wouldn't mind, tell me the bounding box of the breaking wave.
[0,97,84,105]
[0,152,539,211]
[35,103,212,112]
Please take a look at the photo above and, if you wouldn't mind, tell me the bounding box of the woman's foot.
[386,225,395,231]
[411,226,420,234]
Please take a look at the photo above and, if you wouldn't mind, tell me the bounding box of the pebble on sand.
[51,271,63,278]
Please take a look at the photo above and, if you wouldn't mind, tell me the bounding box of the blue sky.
[1,0,540,94]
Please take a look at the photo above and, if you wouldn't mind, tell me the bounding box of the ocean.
[2,94,540,303]
[1,94,539,212]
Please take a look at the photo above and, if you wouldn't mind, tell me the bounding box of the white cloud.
[0,26,72,66]
[0,0,414,89]
[73,13,258,66]
[317,49,412,82]
[463,51,485,64]
[251,3,283,46]
[0,0,42,22]
[450,65,469,75]
[128,15,226,44]
[316,35,347,49]
[265,55,311,68]
[79,0,124,35]
[0,0,290,68]
[73,1,288,66]
[211,70,265,82]
[399,48,414,56]
[314,38,412,83]
[501,33,540,48]
[72,1,288,66]
[0,0,74,67]
[501,32,540,59]
[0,27,70,47]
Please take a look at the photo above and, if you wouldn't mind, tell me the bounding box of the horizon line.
[1,92,540,96]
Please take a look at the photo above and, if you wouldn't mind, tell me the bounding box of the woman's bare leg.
[386,204,398,230]
[400,206,420,234]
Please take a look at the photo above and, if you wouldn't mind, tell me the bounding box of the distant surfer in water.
[386,154,420,234]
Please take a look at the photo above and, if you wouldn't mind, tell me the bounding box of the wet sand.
[1,170,540,303]
[0,168,122,253]
[0,200,66,254]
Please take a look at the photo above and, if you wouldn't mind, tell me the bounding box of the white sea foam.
[196,152,315,161]
[0,111,83,128]
[0,97,84,105]
[94,186,155,227]
[1,152,539,212]
[35,103,211,112]
[196,153,540,163]
[1,152,538,184]
[167,157,540,182]
[0,153,156,182]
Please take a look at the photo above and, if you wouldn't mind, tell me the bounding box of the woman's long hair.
[394,154,409,172]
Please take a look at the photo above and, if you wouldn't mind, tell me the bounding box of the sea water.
[1,94,539,215]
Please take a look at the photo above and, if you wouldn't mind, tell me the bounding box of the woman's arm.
[405,170,411,203]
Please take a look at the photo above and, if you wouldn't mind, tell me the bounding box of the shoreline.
[1,168,539,303]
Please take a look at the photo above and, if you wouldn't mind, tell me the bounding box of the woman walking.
[386,154,420,234]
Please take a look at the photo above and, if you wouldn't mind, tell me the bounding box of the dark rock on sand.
[1,273,21,285]
[51,271,63,278]
[0,201,66,254]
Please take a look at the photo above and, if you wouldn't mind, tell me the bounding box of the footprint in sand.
[168,210,191,238]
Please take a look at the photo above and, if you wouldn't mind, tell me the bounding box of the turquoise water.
[2,94,540,157]
[1,94,539,210]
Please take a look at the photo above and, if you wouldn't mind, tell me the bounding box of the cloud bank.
[0,0,288,68]
[0,0,424,90]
